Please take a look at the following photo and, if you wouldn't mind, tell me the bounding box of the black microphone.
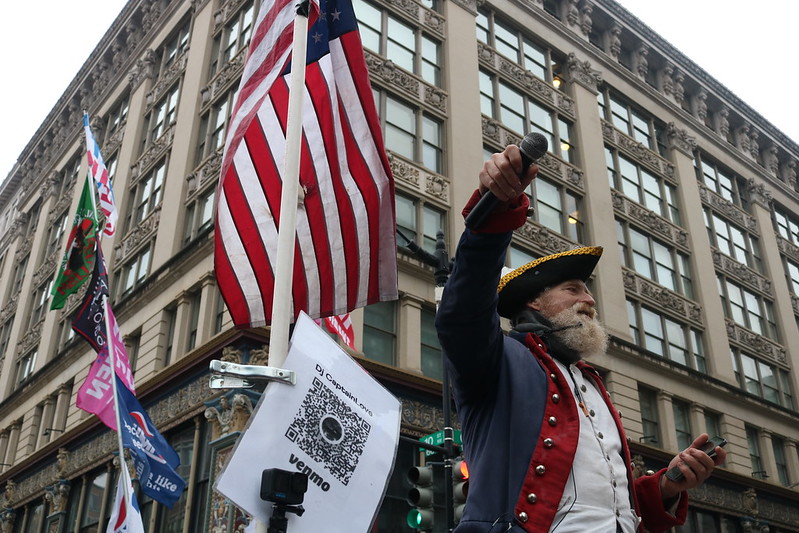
[465,132,548,230]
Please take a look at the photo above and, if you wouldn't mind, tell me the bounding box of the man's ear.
[527,298,541,312]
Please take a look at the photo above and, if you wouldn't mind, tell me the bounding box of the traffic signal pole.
[398,229,457,532]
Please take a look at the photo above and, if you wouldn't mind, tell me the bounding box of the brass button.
[589,409,595,417]
[548,416,557,426]
[527,493,537,504]
[543,438,554,448]
[581,384,587,392]
[518,511,528,522]
[550,373,557,381]
[535,465,546,475]
[552,394,560,403]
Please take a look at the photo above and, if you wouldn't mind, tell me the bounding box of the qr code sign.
[285,377,371,486]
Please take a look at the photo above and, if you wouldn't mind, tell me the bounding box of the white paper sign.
[215,313,401,531]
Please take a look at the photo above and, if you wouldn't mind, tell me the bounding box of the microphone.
[465,132,548,230]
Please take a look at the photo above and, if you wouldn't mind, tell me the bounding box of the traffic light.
[452,458,469,524]
[406,465,434,530]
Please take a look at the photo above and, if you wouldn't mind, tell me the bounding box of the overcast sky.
[1,1,797,183]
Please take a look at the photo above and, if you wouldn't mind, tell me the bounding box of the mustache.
[572,303,596,320]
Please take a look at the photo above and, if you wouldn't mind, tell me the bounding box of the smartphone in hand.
[665,436,727,482]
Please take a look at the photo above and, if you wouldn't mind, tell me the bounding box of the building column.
[53,384,71,435]
[565,56,629,338]
[36,396,55,448]
[0,431,8,473]
[784,440,799,487]
[399,294,423,373]
[5,421,21,469]
[197,273,217,348]
[172,291,192,362]
[665,125,735,383]
[758,429,777,482]
[656,391,678,452]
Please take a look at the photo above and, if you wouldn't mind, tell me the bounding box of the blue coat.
[435,193,686,533]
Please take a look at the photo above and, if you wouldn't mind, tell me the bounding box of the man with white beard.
[435,144,725,533]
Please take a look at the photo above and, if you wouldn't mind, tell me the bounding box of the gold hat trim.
[497,246,603,293]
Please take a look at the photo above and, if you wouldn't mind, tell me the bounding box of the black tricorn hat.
[497,246,603,319]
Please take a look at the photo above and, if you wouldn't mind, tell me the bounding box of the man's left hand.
[660,433,727,501]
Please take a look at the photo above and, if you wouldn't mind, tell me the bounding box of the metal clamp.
[208,360,296,389]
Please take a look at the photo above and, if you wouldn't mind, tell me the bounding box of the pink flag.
[214,0,397,328]
[325,313,354,349]
[76,305,136,429]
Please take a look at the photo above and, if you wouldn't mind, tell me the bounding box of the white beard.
[548,303,608,357]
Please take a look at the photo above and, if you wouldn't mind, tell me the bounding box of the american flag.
[215,0,397,327]
[84,113,118,237]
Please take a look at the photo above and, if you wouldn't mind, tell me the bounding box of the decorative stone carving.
[127,48,156,89]
[567,52,602,92]
[749,129,760,161]
[389,155,420,188]
[666,122,696,155]
[693,88,708,122]
[1,481,16,507]
[659,62,674,97]
[735,123,752,154]
[249,345,268,366]
[763,144,779,176]
[608,22,622,60]
[634,43,649,79]
[780,159,797,188]
[580,1,593,37]
[205,393,255,440]
[401,398,445,433]
[114,208,160,263]
[566,0,580,27]
[221,345,244,364]
[742,487,759,517]
[747,179,772,207]
[672,69,685,105]
[423,86,447,113]
[56,449,69,479]
[44,481,70,514]
[631,455,646,479]
[515,223,573,254]
[426,175,449,202]
[0,508,15,533]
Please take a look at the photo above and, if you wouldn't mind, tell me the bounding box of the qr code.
[285,377,371,486]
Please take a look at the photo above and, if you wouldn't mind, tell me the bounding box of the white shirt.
[549,359,639,533]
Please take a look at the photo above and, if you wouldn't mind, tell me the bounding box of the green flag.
[50,176,98,310]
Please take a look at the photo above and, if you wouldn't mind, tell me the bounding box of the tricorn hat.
[497,246,603,319]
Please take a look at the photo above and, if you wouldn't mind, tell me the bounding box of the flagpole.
[268,1,311,370]
[82,111,131,523]
[255,4,311,533]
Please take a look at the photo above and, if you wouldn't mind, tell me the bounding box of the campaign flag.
[71,246,110,353]
[84,113,118,236]
[320,313,354,349]
[214,0,398,328]
[116,377,185,507]
[106,465,145,533]
[51,175,98,310]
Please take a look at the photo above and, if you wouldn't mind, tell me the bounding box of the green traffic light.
[407,509,423,528]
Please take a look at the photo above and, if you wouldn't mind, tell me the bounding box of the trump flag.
[214,0,397,328]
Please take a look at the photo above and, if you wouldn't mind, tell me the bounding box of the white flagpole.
[268,2,310,370]
[83,110,131,524]
[256,4,311,533]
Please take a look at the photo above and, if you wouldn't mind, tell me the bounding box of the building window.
[693,151,749,209]
[15,349,37,386]
[209,0,255,78]
[785,258,799,295]
[773,204,799,246]
[526,177,583,241]
[704,209,762,272]
[28,278,53,328]
[196,90,234,165]
[476,9,564,88]
[355,0,442,87]
[421,307,442,380]
[717,276,778,340]
[22,499,45,533]
[143,84,180,148]
[672,399,692,450]
[480,71,574,163]
[374,90,443,173]
[183,186,216,244]
[0,318,13,360]
[731,349,793,408]
[638,386,660,445]
[127,160,166,231]
[597,89,667,154]
[606,147,679,224]
[396,192,445,255]
[627,300,706,372]
[62,152,83,197]
[214,286,227,334]
[704,411,721,441]
[363,301,397,366]
[164,306,177,367]
[9,253,29,296]
[105,93,130,137]
[746,426,766,479]
[771,436,790,486]
[79,469,112,532]
[158,18,191,74]
[54,317,77,355]
[154,425,193,532]
[187,289,202,351]
[118,245,152,299]
[617,220,692,297]
[43,212,68,261]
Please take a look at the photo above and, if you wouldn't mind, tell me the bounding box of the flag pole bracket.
[208,360,296,389]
